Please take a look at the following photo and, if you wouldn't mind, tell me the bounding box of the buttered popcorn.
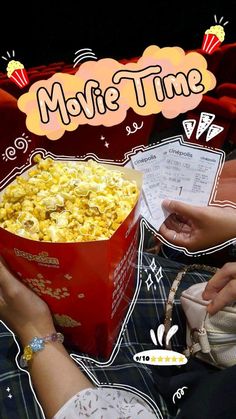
[0,156,139,242]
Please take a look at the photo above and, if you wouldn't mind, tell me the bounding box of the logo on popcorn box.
[14,248,60,267]
[17,46,216,140]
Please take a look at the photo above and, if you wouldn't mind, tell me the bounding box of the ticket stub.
[130,137,223,230]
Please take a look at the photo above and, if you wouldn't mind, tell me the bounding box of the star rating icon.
[134,348,187,366]
[149,354,186,365]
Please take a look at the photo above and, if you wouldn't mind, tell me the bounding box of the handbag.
[164,264,236,369]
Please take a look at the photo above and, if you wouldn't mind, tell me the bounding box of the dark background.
[1,0,235,68]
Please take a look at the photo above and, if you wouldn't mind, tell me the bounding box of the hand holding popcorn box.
[0,156,142,357]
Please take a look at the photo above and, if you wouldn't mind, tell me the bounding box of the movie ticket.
[130,137,223,230]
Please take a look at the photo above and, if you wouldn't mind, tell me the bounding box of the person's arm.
[0,261,93,419]
[26,340,93,419]
[159,199,236,251]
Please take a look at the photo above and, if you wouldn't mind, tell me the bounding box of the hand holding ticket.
[159,199,236,251]
[130,137,223,231]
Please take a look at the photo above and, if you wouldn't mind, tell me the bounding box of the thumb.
[162,199,200,219]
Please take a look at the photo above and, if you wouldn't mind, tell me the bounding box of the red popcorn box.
[201,34,221,55]
[0,162,142,358]
[9,68,29,89]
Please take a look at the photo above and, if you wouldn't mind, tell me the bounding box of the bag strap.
[164,264,217,350]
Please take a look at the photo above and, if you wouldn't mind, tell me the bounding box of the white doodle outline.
[0,136,234,418]
[126,121,144,136]
[172,386,188,404]
[2,133,31,162]
[73,48,97,67]
[133,322,187,367]
[182,114,224,143]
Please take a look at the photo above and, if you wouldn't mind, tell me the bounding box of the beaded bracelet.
[19,332,64,368]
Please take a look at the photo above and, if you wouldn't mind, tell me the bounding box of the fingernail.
[206,304,212,314]
[202,288,214,300]
[207,302,215,316]
[162,199,171,208]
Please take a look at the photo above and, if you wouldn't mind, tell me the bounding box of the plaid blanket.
[0,249,216,419]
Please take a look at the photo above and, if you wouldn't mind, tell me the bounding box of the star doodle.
[155,266,163,284]
[104,141,109,148]
[150,258,157,273]
[145,273,153,291]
